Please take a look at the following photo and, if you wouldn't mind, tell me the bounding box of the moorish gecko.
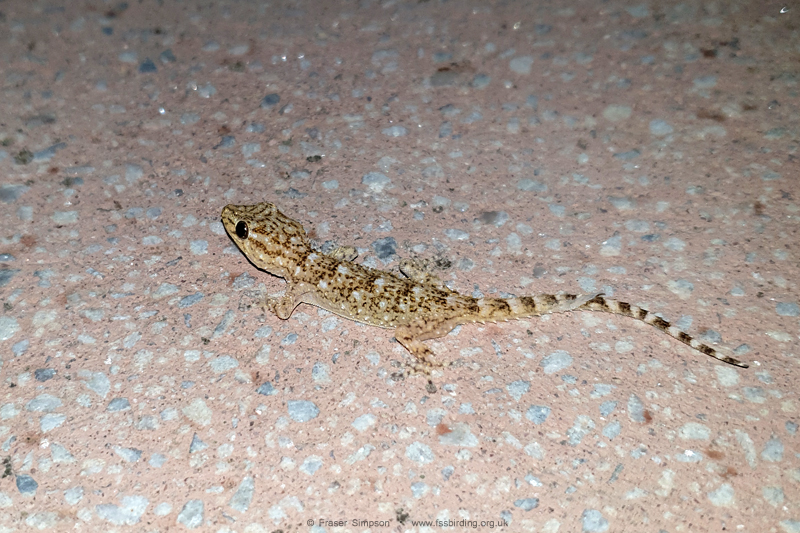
[221,201,747,389]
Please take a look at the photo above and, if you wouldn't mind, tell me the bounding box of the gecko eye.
[235,221,249,239]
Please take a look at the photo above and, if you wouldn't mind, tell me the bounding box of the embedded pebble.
[406,442,435,464]
[177,499,204,529]
[509,56,534,74]
[361,172,391,193]
[761,436,784,462]
[16,475,38,496]
[679,422,711,440]
[540,350,572,374]
[506,380,530,401]
[582,509,609,532]
[182,399,212,426]
[707,483,734,507]
[287,400,319,422]
[567,415,595,446]
[776,302,799,317]
[228,476,254,513]
[525,405,551,425]
[438,423,478,447]
[514,498,539,511]
[627,394,645,423]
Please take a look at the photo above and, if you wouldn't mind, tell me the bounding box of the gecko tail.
[476,292,748,368]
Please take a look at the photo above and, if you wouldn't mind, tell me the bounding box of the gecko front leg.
[263,283,317,320]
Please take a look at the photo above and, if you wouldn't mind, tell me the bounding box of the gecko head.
[221,201,311,278]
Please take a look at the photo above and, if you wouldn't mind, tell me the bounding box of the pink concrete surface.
[0,0,798,531]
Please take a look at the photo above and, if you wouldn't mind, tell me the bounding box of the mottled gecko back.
[221,201,748,381]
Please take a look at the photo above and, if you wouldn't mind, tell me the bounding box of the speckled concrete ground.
[0,0,798,531]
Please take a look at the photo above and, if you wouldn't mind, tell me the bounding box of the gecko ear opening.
[235,221,249,239]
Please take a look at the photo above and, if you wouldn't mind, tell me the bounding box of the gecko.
[221,201,748,390]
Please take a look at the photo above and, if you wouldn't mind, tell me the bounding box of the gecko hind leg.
[393,320,462,393]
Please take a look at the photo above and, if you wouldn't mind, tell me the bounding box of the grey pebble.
[79,370,110,398]
[679,422,710,440]
[160,49,176,63]
[138,58,157,73]
[406,441,435,464]
[442,466,454,481]
[371,237,397,260]
[781,520,800,533]
[411,482,428,498]
[591,384,615,398]
[154,502,172,516]
[763,486,784,506]
[179,293,204,308]
[150,454,167,468]
[41,413,66,432]
[439,423,478,447]
[509,56,534,74]
[361,171,391,193]
[25,394,62,412]
[567,415,595,446]
[776,302,799,317]
[301,456,323,475]
[613,149,640,160]
[582,509,609,532]
[602,421,621,440]
[281,333,297,346]
[517,178,547,192]
[34,368,55,381]
[189,434,208,453]
[479,210,509,227]
[743,387,766,403]
[352,414,376,432]
[209,355,239,373]
[649,119,673,136]
[540,350,572,374]
[228,476,255,513]
[0,184,29,202]
[382,125,408,137]
[761,436,784,462]
[177,499,204,529]
[256,382,277,396]
[525,405,551,425]
[287,400,319,422]
[135,415,158,431]
[107,398,131,412]
[444,228,469,241]
[506,380,530,401]
[64,486,84,505]
[0,268,20,289]
[241,142,261,157]
[599,400,618,417]
[707,483,734,507]
[25,513,59,528]
[514,498,539,511]
[627,394,645,423]
[253,325,273,338]
[439,121,453,138]
[114,446,142,463]
[0,316,19,340]
[16,474,38,495]
[51,443,75,463]
[471,74,490,88]
[261,93,281,108]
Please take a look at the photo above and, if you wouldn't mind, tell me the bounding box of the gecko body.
[221,202,747,386]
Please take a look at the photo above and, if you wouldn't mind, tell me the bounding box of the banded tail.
[472,293,748,368]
